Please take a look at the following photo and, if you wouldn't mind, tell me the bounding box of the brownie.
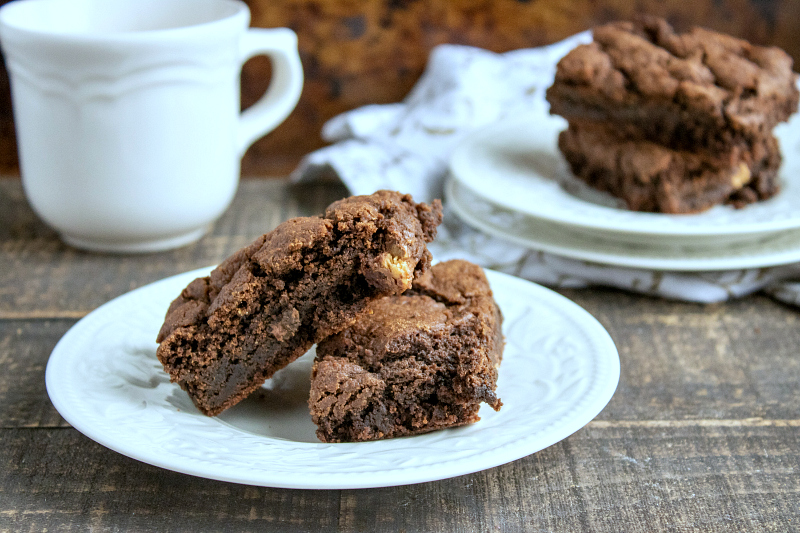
[156,190,442,416]
[546,17,799,152]
[309,260,503,443]
[559,122,782,213]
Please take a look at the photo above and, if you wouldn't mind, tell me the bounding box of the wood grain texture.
[1,426,797,532]
[2,179,800,531]
[0,320,70,428]
[4,293,798,430]
[1,0,800,174]
[563,289,800,422]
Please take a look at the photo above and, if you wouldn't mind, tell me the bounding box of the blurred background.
[0,0,798,176]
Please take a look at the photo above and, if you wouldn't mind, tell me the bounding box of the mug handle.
[237,27,304,157]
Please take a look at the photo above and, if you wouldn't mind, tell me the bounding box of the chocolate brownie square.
[546,17,799,152]
[309,260,503,443]
[156,191,442,416]
[559,122,782,213]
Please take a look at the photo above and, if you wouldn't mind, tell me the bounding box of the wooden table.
[1,177,798,532]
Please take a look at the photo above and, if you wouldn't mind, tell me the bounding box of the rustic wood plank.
[0,425,797,532]
[3,293,800,428]
[0,429,341,533]
[4,177,800,530]
[0,319,70,428]
[0,179,348,318]
[559,289,800,423]
[0,181,57,241]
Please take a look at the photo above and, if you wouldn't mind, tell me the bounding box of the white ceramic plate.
[448,178,800,271]
[449,112,800,244]
[45,266,619,489]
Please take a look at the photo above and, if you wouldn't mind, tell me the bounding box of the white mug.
[0,0,303,252]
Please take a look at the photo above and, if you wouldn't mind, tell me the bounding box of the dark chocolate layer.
[558,122,781,213]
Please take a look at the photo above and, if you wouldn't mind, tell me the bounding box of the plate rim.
[447,177,800,272]
[449,114,800,238]
[45,266,620,489]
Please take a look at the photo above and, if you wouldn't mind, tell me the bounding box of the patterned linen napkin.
[291,33,800,307]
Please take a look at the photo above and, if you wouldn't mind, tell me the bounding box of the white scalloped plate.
[449,112,800,245]
[448,178,800,271]
[45,266,619,489]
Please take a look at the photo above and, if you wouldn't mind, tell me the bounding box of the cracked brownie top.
[546,16,799,149]
[310,260,503,442]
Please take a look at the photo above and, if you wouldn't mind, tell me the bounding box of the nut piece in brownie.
[559,122,782,213]
[309,260,503,443]
[156,190,442,416]
[546,17,799,151]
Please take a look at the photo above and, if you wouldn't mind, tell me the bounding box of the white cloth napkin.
[291,33,800,307]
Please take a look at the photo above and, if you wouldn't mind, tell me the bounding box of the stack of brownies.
[546,17,799,214]
[155,191,504,443]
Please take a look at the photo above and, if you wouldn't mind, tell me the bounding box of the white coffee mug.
[0,0,303,252]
